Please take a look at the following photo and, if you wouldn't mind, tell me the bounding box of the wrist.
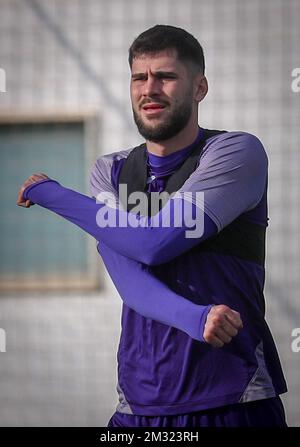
[23,179,59,200]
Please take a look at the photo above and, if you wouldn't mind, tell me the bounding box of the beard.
[132,92,193,142]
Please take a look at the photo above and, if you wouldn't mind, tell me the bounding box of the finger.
[214,326,233,344]
[38,173,49,178]
[212,339,224,348]
[205,334,224,348]
[219,318,239,338]
[31,174,46,181]
[225,310,243,329]
[31,173,48,179]
[17,175,46,205]
[17,187,27,205]
[17,193,30,207]
[17,183,32,205]
[17,179,32,205]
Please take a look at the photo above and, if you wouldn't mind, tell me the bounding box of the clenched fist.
[203,304,243,348]
[17,173,49,208]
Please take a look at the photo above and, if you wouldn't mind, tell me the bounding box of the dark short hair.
[128,25,205,74]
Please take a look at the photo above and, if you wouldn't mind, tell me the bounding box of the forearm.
[23,179,217,265]
[98,241,212,342]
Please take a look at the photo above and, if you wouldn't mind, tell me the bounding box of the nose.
[142,74,161,97]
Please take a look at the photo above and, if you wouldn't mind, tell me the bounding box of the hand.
[17,173,50,208]
[203,304,243,348]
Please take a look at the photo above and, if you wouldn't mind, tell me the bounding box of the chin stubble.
[133,96,193,142]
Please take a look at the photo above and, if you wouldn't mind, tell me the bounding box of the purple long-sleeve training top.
[23,129,287,416]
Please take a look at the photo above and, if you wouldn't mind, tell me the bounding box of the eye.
[156,73,178,81]
[131,75,147,82]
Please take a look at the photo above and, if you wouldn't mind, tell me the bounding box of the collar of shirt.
[146,127,204,180]
[146,128,204,193]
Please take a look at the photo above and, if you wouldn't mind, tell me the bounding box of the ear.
[194,75,208,103]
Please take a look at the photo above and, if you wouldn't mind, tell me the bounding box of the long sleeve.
[23,131,267,265]
[98,241,212,342]
[22,180,214,340]
[23,179,217,265]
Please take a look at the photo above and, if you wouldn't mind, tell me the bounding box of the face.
[130,50,201,142]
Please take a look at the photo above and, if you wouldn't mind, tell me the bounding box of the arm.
[19,183,239,346]
[17,160,243,346]
[20,132,267,265]
[17,180,240,345]
[98,241,212,342]
[99,241,242,346]
[21,179,217,265]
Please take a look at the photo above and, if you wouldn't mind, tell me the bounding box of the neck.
[146,119,200,156]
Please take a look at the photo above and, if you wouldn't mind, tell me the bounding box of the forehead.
[131,49,187,73]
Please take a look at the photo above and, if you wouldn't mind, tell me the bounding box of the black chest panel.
[118,129,265,266]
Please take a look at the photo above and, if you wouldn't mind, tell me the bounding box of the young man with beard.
[17,25,287,427]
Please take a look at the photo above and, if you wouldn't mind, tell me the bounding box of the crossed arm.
[17,175,243,345]
[17,132,266,345]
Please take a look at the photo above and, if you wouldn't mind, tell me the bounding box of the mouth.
[141,102,167,116]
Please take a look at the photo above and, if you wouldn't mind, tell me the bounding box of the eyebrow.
[131,70,179,80]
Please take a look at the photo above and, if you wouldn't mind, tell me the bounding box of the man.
[17,25,287,427]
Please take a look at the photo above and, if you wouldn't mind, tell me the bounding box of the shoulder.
[89,147,134,198]
[182,130,268,192]
[202,130,268,166]
[92,148,134,172]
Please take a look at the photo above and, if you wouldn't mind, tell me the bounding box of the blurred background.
[0,0,299,426]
